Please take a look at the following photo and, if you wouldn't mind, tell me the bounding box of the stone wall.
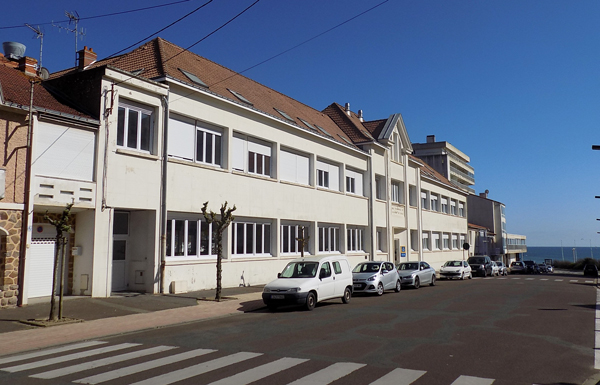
[0,209,22,308]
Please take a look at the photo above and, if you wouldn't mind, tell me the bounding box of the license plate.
[353,284,361,288]
[271,294,284,299]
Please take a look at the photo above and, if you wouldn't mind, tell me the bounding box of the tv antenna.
[25,24,44,71]
[52,10,86,66]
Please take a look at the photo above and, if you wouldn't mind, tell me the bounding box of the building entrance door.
[111,211,129,292]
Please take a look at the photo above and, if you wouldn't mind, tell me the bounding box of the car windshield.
[524,261,534,266]
[399,263,418,271]
[443,261,462,267]
[468,258,485,264]
[279,262,319,278]
[353,263,381,273]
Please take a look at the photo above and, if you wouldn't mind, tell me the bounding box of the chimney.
[357,110,363,122]
[18,56,38,76]
[426,135,436,143]
[344,102,351,116]
[78,46,97,70]
[479,189,489,199]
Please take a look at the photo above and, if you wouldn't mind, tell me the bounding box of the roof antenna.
[25,24,43,71]
[53,11,86,67]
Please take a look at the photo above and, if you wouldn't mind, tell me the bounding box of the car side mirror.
[277,273,281,278]
[382,269,388,274]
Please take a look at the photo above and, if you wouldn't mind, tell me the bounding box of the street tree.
[201,201,236,301]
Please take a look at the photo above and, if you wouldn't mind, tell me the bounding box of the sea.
[523,246,600,264]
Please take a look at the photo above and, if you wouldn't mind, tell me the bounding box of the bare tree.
[44,202,73,321]
[296,226,309,258]
[201,201,236,301]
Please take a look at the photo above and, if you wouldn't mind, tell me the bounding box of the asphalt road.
[0,274,597,385]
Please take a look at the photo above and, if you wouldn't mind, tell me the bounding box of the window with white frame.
[421,191,429,209]
[410,230,419,251]
[318,226,339,252]
[232,135,271,177]
[376,228,386,252]
[168,116,222,166]
[391,133,401,162]
[451,199,457,215]
[458,201,465,217]
[279,149,309,185]
[441,197,448,213]
[452,234,458,249]
[345,168,363,195]
[231,221,271,256]
[117,102,153,153]
[409,185,417,207]
[347,228,363,252]
[375,175,385,200]
[432,232,441,250]
[281,224,309,254]
[316,160,339,190]
[430,194,439,211]
[391,180,403,204]
[443,233,450,250]
[460,234,465,247]
[166,218,216,258]
[422,232,430,251]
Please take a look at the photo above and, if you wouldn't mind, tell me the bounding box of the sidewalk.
[0,286,265,356]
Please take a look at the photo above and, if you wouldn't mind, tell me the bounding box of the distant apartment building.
[411,135,475,194]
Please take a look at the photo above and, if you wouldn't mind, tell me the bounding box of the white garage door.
[28,239,55,298]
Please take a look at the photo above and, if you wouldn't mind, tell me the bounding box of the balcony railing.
[450,179,475,194]
[450,166,475,185]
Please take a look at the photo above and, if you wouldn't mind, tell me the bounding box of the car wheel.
[414,276,420,289]
[305,292,316,311]
[394,280,401,293]
[430,275,436,286]
[342,287,351,304]
[376,282,384,296]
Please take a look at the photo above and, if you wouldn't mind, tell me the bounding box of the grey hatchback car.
[352,261,401,295]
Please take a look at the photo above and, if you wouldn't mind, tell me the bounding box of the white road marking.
[31,345,176,379]
[127,351,262,385]
[586,281,595,284]
[368,367,427,385]
[451,374,495,384]
[540,279,548,281]
[525,278,535,280]
[570,280,579,283]
[74,348,216,384]
[555,279,563,282]
[208,357,308,385]
[0,341,107,366]
[511,277,521,280]
[1,343,140,373]
[287,362,366,385]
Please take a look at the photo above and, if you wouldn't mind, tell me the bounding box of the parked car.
[523,260,539,274]
[467,256,493,277]
[352,261,401,295]
[262,255,353,311]
[510,261,527,274]
[546,264,554,273]
[491,261,500,276]
[439,260,472,280]
[583,264,599,278]
[538,263,549,274]
[396,261,436,288]
[496,261,508,276]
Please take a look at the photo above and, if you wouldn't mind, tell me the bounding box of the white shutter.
[248,139,271,156]
[34,122,95,181]
[28,239,55,298]
[329,163,339,191]
[168,117,195,160]
[296,153,309,185]
[232,135,246,171]
[281,150,309,185]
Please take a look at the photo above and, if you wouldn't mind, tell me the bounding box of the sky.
[1,0,599,247]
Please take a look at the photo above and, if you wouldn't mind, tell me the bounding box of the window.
[391,133,401,162]
[458,202,465,217]
[430,194,439,211]
[233,135,271,177]
[391,180,403,204]
[318,226,339,252]
[345,169,363,195]
[316,160,339,190]
[117,102,153,153]
[333,261,342,274]
[441,197,448,213]
[280,149,309,185]
[432,232,441,250]
[168,116,222,167]
[452,234,458,249]
[422,232,430,251]
[421,191,428,209]
[451,199,457,215]
[409,185,417,207]
[443,233,450,250]
[347,228,363,252]
[281,224,309,254]
[320,262,332,278]
[375,175,385,200]
[460,234,466,248]
[231,221,271,256]
[376,228,386,252]
[410,230,419,251]
[166,218,216,258]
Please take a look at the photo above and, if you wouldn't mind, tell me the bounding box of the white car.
[491,261,500,276]
[439,260,472,280]
[262,255,353,311]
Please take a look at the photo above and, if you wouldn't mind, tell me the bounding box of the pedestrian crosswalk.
[0,340,534,384]
[473,276,596,284]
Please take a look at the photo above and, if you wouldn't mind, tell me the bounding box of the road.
[0,274,598,385]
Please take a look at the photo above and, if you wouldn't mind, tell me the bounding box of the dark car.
[538,263,548,274]
[583,264,599,278]
[467,256,493,277]
[523,260,539,274]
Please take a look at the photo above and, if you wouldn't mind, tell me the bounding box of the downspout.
[17,80,35,306]
[367,148,375,261]
[159,93,169,294]
[416,163,423,262]
[385,147,391,261]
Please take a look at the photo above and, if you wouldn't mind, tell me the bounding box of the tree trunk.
[48,234,61,321]
[58,238,67,319]
[215,236,222,302]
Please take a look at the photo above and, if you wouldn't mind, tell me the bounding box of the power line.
[0,0,196,30]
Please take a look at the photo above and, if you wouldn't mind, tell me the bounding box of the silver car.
[352,261,401,295]
[396,261,436,289]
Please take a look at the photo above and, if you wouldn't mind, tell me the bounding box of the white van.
[262,255,353,311]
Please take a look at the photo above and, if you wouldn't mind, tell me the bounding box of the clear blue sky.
[2,0,599,246]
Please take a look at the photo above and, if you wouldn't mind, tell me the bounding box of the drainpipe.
[17,80,35,306]
[159,93,169,294]
[367,148,375,261]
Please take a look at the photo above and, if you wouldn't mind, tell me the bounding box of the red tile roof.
[322,103,374,143]
[411,154,464,193]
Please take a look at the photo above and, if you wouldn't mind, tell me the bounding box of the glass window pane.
[324,171,329,188]
[200,221,209,255]
[236,223,244,254]
[264,224,271,254]
[140,113,151,151]
[113,240,126,261]
[256,225,263,254]
[117,107,125,146]
[291,226,297,253]
[174,220,185,256]
[127,110,138,149]
[214,134,222,166]
[196,130,204,162]
[206,133,213,164]
[246,224,254,254]
[188,220,197,256]
[113,212,129,235]
[264,155,270,176]
[211,225,218,255]
[248,152,255,173]
[166,220,172,257]
[257,154,263,175]
[282,226,289,253]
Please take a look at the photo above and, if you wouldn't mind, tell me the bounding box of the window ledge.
[316,187,343,195]
[232,170,277,182]
[164,258,217,266]
[280,180,312,189]
[168,157,228,172]
[346,193,368,200]
[116,148,160,161]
